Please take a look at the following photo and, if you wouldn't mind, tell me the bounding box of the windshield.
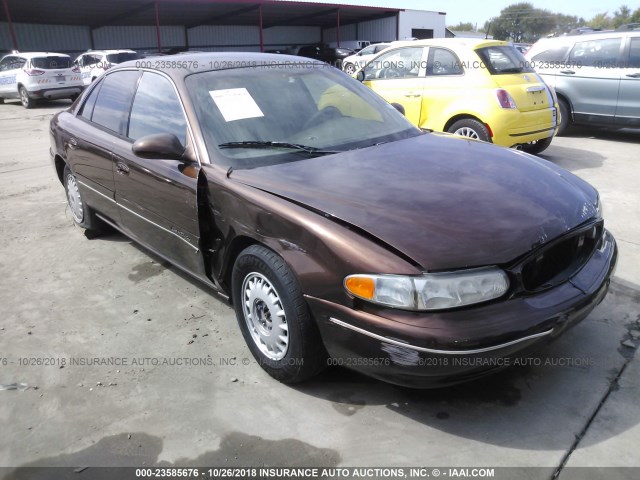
[475,45,534,75]
[106,52,140,64]
[186,63,421,169]
[31,56,71,69]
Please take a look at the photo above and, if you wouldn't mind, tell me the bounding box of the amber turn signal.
[345,276,375,300]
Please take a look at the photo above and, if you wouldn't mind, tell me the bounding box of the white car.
[0,52,84,108]
[342,43,391,75]
[74,50,139,85]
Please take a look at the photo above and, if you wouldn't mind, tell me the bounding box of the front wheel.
[447,119,491,143]
[232,245,327,383]
[520,137,553,155]
[19,87,34,109]
[343,63,356,75]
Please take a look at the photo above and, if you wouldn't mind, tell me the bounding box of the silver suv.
[525,31,640,134]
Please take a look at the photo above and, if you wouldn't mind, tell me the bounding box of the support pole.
[2,0,18,51]
[336,8,340,47]
[154,0,162,53]
[259,4,264,52]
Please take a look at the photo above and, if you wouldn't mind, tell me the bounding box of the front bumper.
[307,230,617,388]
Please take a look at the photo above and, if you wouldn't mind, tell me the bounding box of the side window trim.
[76,78,104,121]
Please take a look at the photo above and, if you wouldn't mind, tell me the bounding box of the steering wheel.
[381,68,403,79]
[302,106,343,130]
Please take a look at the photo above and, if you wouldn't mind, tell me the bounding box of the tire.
[0,97,4,104]
[231,245,327,384]
[19,86,34,109]
[343,63,356,75]
[557,98,571,136]
[63,165,102,231]
[447,119,491,143]
[520,137,553,155]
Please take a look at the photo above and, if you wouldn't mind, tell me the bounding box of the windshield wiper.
[218,141,340,156]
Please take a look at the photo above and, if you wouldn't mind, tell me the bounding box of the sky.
[282,0,640,27]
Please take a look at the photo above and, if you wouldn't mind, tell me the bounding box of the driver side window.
[364,47,425,80]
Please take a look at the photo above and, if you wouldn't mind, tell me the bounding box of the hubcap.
[66,174,84,223]
[242,272,289,361]
[454,127,480,139]
[344,64,355,74]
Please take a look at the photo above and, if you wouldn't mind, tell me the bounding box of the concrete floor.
[0,99,639,477]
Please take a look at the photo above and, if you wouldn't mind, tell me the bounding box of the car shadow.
[1,98,74,110]
[538,145,605,171]
[561,126,640,144]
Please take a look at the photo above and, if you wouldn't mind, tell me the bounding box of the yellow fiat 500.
[356,39,559,154]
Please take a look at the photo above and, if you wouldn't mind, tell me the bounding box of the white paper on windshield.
[209,88,264,122]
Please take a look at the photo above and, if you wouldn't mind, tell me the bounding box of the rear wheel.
[232,245,327,384]
[19,87,34,109]
[520,137,553,155]
[447,119,491,143]
[557,98,571,136]
[63,166,102,232]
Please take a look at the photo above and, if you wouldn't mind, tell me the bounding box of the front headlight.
[345,267,510,311]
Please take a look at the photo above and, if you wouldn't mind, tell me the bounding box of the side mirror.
[132,133,185,160]
[356,70,365,82]
[390,103,405,116]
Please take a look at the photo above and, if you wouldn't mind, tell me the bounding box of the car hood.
[231,133,598,271]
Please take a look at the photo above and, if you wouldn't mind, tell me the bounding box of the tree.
[613,5,631,27]
[487,3,557,43]
[587,13,613,29]
[448,22,475,31]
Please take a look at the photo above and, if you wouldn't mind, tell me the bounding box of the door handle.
[404,92,421,97]
[560,70,575,75]
[67,137,78,150]
[625,73,640,78]
[116,161,130,175]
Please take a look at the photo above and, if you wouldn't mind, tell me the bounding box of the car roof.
[389,38,508,50]
[83,49,137,55]
[534,30,640,45]
[4,52,70,59]
[115,52,322,80]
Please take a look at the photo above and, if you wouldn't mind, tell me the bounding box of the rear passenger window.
[91,71,140,135]
[568,38,622,67]
[128,72,187,145]
[427,48,463,75]
[531,46,570,63]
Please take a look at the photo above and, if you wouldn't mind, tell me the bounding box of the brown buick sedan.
[50,53,617,388]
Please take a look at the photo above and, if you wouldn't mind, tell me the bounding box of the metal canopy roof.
[1,0,402,29]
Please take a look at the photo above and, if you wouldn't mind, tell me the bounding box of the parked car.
[342,43,391,75]
[0,52,84,108]
[50,52,616,387]
[297,45,354,68]
[329,40,371,51]
[74,49,140,85]
[525,31,640,134]
[356,39,559,154]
